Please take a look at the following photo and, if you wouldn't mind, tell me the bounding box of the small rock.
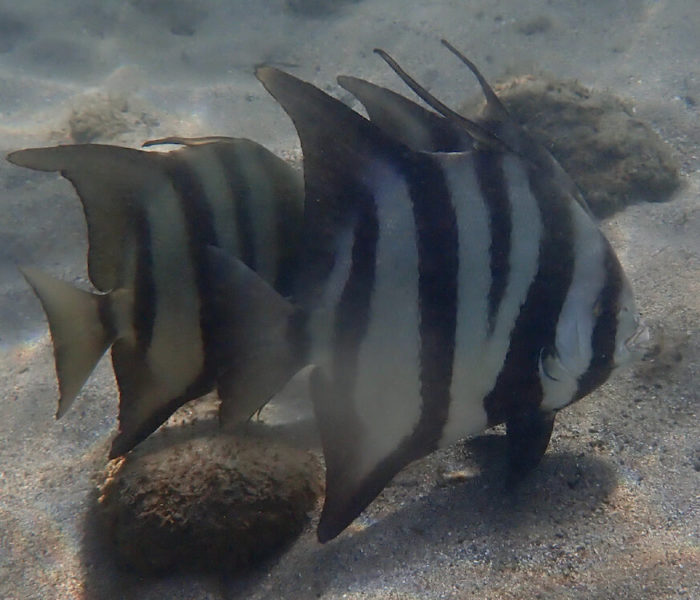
[98,428,323,574]
[66,92,160,143]
[465,75,681,217]
[68,94,131,143]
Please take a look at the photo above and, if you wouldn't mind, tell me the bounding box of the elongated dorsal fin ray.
[440,39,511,123]
[142,135,239,148]
[19,267,115,418]
[438,40,597,219]
[204,246,303,426]
[337,75,471,152]
[373,48,511,154]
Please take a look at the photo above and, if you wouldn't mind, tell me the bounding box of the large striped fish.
[7,137,304,458]
[238,44,650,542]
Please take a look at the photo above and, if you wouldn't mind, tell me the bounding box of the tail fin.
[20,267,115,417]
[204,246,304,426]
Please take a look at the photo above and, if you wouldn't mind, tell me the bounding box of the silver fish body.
[252,47,647,542]
[8,137,304,457]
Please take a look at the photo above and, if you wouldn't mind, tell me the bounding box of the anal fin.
[205,246,303,426]
[310,367,418,543]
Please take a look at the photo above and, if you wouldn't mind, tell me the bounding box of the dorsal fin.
[7,144,169,292]
[439,40,596,219]
[256,65,405,306]
[373,48,512,154]
[337,75,471,152]
[440,39,510,124]
[372,42,594,218]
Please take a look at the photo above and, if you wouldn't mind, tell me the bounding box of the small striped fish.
[249,43,649,542]
[8,137,304,458]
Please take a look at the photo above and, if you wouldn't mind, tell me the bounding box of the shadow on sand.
[76,412,320,599]
[75,427,618,599]
[222,434,619,599]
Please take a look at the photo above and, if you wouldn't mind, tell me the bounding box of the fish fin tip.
[108,431,135,459]
[6,147,64,171]
[440,39,510,122]
[255,64,277,83]
[311,368,406,542]
[107,428,141,460]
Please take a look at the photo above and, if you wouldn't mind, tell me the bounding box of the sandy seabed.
[0,1,698,598]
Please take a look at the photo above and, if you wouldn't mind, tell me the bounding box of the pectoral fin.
[506,409,556,483]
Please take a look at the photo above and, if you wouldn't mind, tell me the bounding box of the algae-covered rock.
[98,428,322,574]
[469,75,681,217]
[66,92,160,143]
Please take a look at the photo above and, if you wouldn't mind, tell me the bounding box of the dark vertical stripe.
[270,169,303,297]
[575,247,623,399]
[332,194,379,396]
[474,150,511,334]
[331,154,458,459]
[483,166,575,425]
[406,154,459,453]
[211,145,257,271]
[131,206,156,349]
[165,157,219,385]
[319,156,458,540]
[426,115,470,152]
[312,188,379,543]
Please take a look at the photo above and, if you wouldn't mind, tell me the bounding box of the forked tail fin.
[20,267,115,417]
